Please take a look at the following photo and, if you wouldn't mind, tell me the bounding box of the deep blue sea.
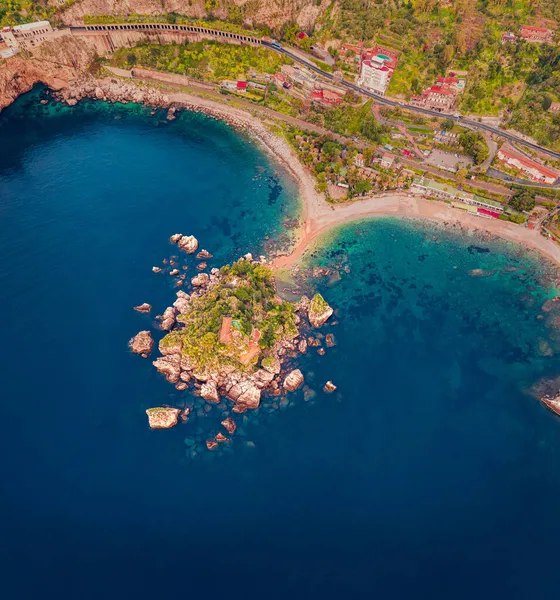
[2,87,560,600]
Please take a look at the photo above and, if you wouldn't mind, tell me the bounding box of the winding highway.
[263,42,560,162]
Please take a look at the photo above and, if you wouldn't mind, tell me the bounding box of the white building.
[2,21,52,52]
[357,56,392,94]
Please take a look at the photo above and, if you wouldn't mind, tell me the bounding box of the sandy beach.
[110,86,560,269]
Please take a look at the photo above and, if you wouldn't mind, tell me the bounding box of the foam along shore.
[57,78,560,269]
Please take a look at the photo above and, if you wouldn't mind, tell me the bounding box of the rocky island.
[134,242,335,440]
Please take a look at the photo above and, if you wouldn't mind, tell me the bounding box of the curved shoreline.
[47,78,560,269]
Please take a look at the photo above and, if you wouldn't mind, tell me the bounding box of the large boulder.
[201,380,220,403]
[177,235,199,254]
[254,369,275,389]
[308,294,333,328]
[191,273,209,287]
[146,407,181,429]
[173,290,191,314]
[284,369,304,392]
[153,354,181,383]
[261,356,281,375]
[227,380,261,409]
[160,306,176,331]
[159,337,182,356]
[129,331,154,357]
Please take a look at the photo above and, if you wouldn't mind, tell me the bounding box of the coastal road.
[263,42,560,162]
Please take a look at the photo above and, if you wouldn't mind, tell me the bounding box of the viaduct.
[69,23,262,54]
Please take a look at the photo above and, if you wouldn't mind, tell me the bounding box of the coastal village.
[1,7,559,237]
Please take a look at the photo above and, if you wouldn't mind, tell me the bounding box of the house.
[297,31,308,40]
[411,85,455,111]
[497,144,559,184]
[354,153,365,168]
[1,21,52,51]
[380,152,395,169]
[340,43,362,63]
[436,76,465,93]
[362,45,399,71]
[311,88,343,105]
[502,31,517,43]
[520,26,554,43]
[236,81,248,92]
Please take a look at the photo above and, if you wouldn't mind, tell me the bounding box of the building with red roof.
[497,144,559,184]
[520,25,554,43]
[236,81,248,92]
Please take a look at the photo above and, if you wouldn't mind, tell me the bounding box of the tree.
[509,189,536,212]
[354,179,372,195]
[456,167,468,187]
[126,53,137,66]
[442,118,454,131]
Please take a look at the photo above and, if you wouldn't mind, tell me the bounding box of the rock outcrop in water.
[129,331,154,357]
[308,293,334,328]
[134,303,152,313]
[176,235,199,254]
[146,407,181,429]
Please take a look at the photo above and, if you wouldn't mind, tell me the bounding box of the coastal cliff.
[0,35,95,112]
[54,0,330,30]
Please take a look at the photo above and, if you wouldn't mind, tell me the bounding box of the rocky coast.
[133,234,335,447]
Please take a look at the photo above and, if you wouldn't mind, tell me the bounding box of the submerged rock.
[284,369,304,391]
[129,331,154,357]
[197,249,213,259]
[146,407,181,429]
[325,334,335,347]
[324,381,337,393]
[221,417,236,434]
[308,294,333,328]
[215,433,227,442]
[133,303,152,313]
[152,266,162,273]
[206,440,219,450]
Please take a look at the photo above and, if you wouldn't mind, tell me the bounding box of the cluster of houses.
[411,176,512,220]
[502,25,555,44]
[0,20,53,56]
[496,144,559,185]
[410,74,466,112]
[268,64,346,105]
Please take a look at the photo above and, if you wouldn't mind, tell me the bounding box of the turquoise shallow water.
[2,87,560,599]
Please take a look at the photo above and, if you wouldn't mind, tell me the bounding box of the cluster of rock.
[56,77,170,108]
[131,245,337,435]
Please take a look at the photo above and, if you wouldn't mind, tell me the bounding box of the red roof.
[428,86,454,96]
[297,31,307,39]
[437,77,459,84]
[521,26,550,34]
[311,89,323,99]
[499,144,559,179]
[478,208,500,219]
[236,81,248,90]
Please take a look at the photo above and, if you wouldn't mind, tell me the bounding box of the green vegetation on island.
[160,260,298,372]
